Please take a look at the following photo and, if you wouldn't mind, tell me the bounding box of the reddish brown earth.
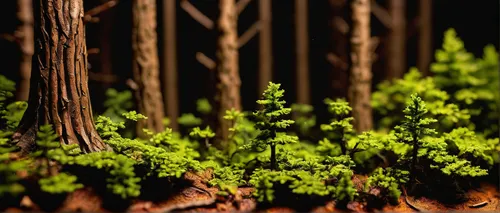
[3,172,499,213]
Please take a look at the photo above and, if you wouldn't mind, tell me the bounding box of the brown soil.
[3,172,499,213]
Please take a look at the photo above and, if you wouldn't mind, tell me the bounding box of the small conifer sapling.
[395,94,437,187]
[245,82,298,170]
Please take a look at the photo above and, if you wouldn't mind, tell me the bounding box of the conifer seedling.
[243,82,298,170]
[394,94,437,187]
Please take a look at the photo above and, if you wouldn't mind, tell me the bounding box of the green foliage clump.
[320,98,355,155]
[178,113,203,127]
[385,94,491,195]
[365,167,409,204]
[38,173,84,194]
[372,68,471,132]
[291,103,316,137]
[0,131,27,197]
[196,98,212,115]
[333,173,357,205]
[248,169,334,203]
[373,29,499,137]
[190,126,215,148]
[431,29,499,137]
[102,88,133,123]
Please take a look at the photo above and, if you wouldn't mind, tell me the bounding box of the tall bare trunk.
[258,0,272,97]
[348,0,373,132]
[15,0,34,101]
[132,0,165,136]
[295,0,310,104]
[98,0,114,88]
[417,0,432,76]
[162,0,179,131]
[14,0,108,154]
[386,0,406,80]
[329,0,349,98]
[214,0,241,148]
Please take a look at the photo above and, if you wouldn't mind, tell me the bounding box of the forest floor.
[3,172,499,213]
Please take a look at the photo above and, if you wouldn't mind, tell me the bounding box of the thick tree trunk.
[13,0,108,154]
[214,0,241,148]
[258,0,272,98]
[295,0,310,104]
[162,0,179,131]
[132,0,165,136]
[417,0,432,76]
[348,0,373,132]
[15,0,34,101]
[386,0,406,80]
[329,0,349,98]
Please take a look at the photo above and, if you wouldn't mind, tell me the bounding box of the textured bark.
[417,0,432,76]
[13,0,108,154]
[348,0,373,132]
[162,0,179,131]
[329,0,349,98]
[15,0,34,101]
[258,0,272,97]
[295,0,310,104]
[387,0,406,80]
[214,0,241,148]
[132,0,165,136]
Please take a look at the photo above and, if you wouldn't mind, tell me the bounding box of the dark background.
[0,0,498,121]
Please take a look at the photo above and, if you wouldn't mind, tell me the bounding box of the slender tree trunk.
[417,0,432,76]
[270,144,276,170]
[162,0,179,131]
[132,0,165,137]
[15,0,34,101]
[348,0,373,132]
[258,0,272,97]
[13,0,108,154]
[329,0,349,98]
[98,0,114,88]
[214,0,241,148]
[386,0,406,80]
[295,0,310,104]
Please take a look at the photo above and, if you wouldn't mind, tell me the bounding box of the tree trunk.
[214,0,241,148]
[132,0,165,136]
[13,0,108,154]
[162,0,179,131]
[386,0,406,80]
[258,0,272,98]
[348,0,373,132]
[15,0,34,101]
[329,0,349,98]
[295,0,310,104]
[417,0,432,76]
[98,0,114,88]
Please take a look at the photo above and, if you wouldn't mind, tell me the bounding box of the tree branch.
[370,0,392,29]
[332,17,349,35]
[84,0,118,22]
[370,36,380,62]
[196,52,216,70]
[238,21,261,48]
[236,0,252,15]
[326,53,348,70]
[88,72,119,83]
[180,0,214,30]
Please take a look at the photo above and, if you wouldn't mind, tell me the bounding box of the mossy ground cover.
[0,29,499,212]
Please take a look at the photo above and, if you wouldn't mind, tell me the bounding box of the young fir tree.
[320,98,355,155]
[394,94,438,187]
[244,82,298,170]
